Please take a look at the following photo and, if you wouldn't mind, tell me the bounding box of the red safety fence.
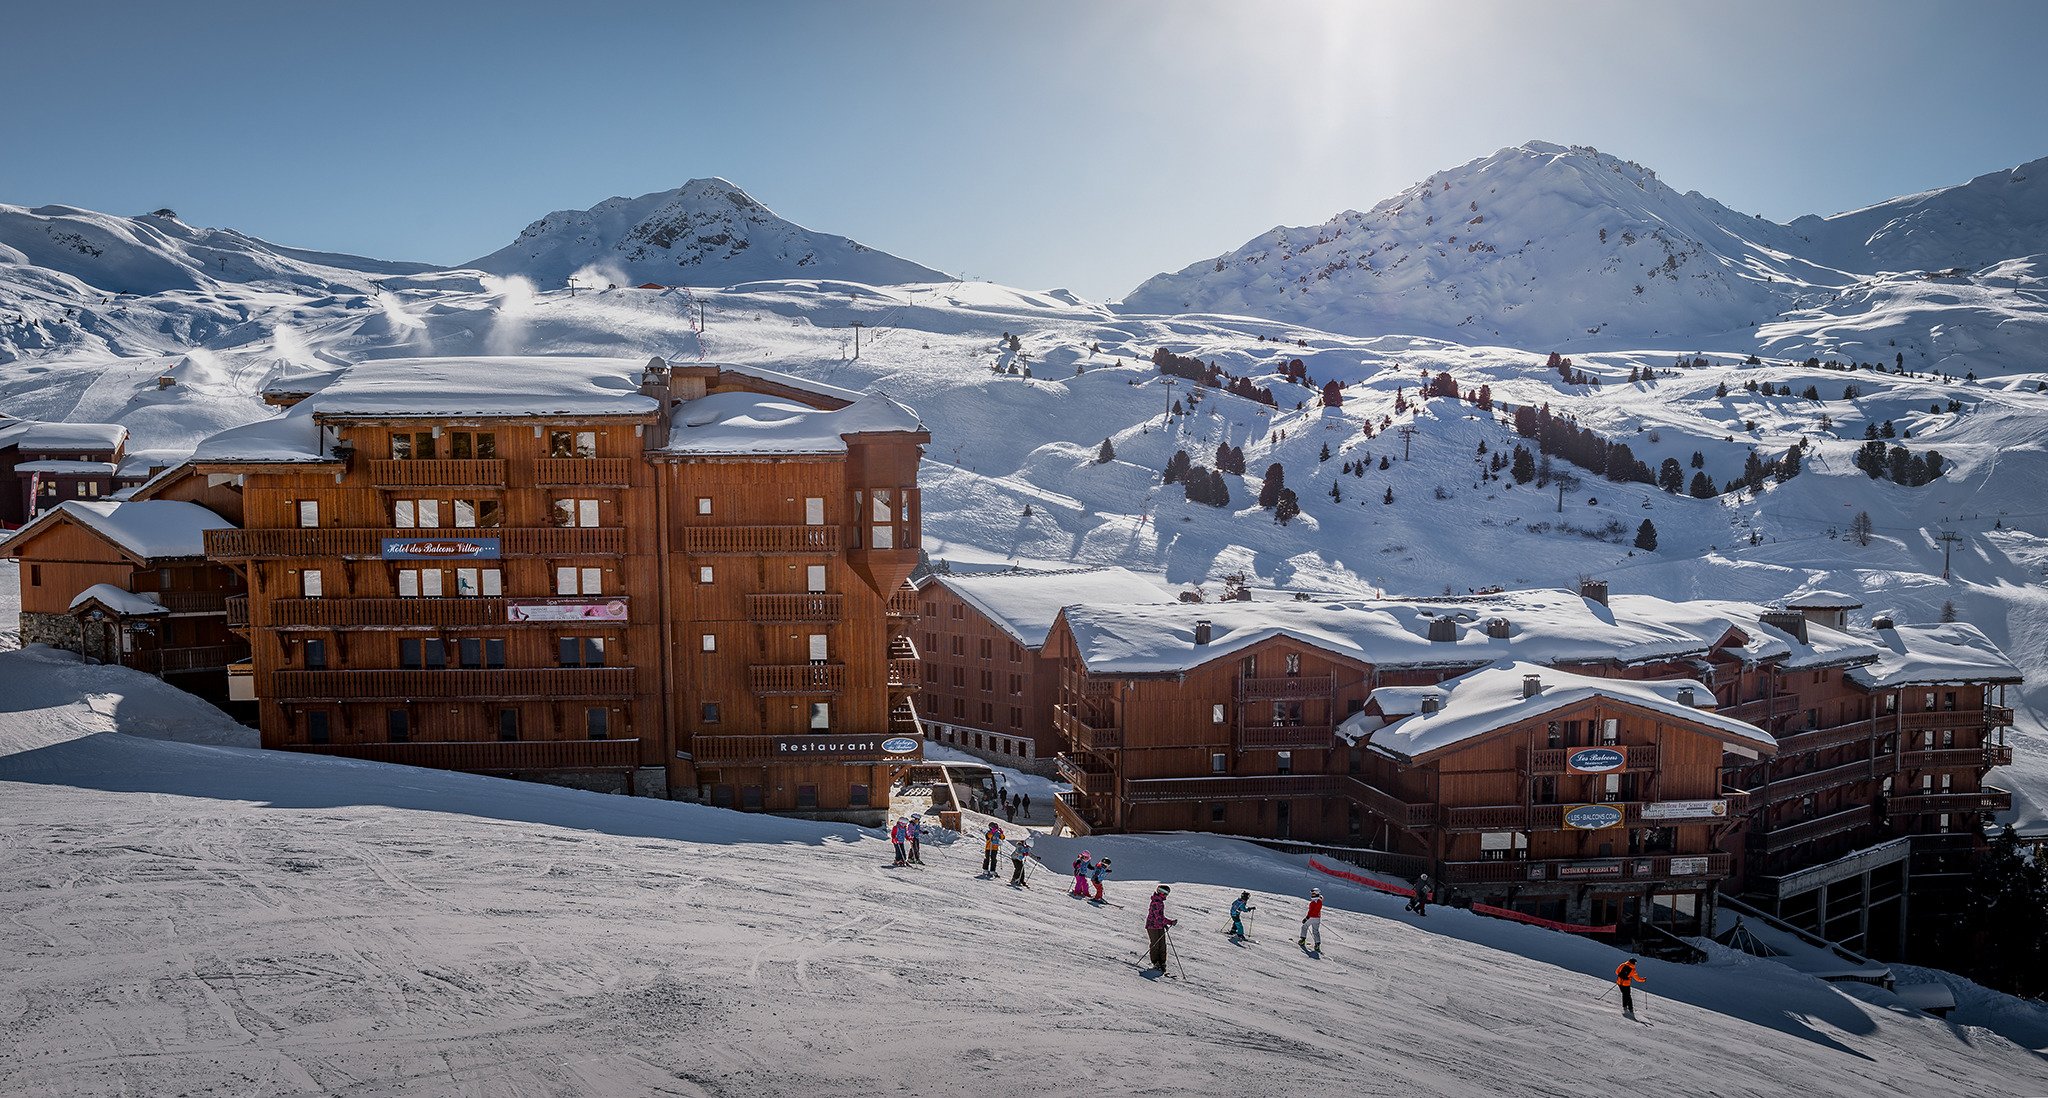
[1307,858,1617,936]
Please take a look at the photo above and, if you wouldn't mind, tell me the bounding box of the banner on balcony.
[1565,747,1626,774]
[1668,856,1711,875]
[382,537,501,560]
[507,598,629,623]
[1561,803,1625,830]
[1640,799,1728,821]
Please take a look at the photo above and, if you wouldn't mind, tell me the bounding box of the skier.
[1145,885,1178,971]
[1072,851,1093,896]
[1298,887,1324,951]
[1010,832,1033,887]
[889,817,908,866]
[1407,872,1433,916]
[1090,857,1113,902]
[907,814,925,865]
[982,821,1005,876]
[1228,892,1256,939]
[1614,957,1647,1016]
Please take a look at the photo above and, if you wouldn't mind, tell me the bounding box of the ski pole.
[1164,927,1186,980]
[1600,983,1616,1001]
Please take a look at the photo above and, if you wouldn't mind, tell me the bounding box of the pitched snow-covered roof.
[13,460,118,475]
[1607,595,1881,671]
[191,413,329,465]
[1783,589,1864,610]
[926,567,1178,648]
[309,356,661,418]
[13,500,233,560]
[1,421,127,451]
[1342,660,1777,762]
[1060,589,1717,676]
[68,584,167,617]
[720,364,864,405]
[663,390,924,455]
[1847,622,2024,688]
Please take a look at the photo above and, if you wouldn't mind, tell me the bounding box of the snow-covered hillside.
[1793,154,2048,274]
[469,177,949,289]
[4,646,2046,1096]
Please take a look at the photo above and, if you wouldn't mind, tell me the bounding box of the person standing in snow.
[1228,892,1256,939]
[1022,792,1032,816]
[1004,798,1018,824]
[1407,873,1433,916]
[982,822,1005,876]
[908,814,925,865]
[889,817,908,866]
[1090,857,1113,902]
[1299,887,1324,951]
[1145,885,1178,971]
[1072,851,1093,896]
[1614,957,1647,1016]
[1010,833,1033,887]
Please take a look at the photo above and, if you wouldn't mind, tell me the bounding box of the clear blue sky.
[3,0,2045,299]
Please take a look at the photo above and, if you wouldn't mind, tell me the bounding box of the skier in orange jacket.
[1614,957,1647,1015]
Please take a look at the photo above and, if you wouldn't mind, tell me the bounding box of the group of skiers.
[980,821,1035,886]
[888,815,926,866]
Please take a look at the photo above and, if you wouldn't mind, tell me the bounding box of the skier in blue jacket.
[1228,892,1256,939]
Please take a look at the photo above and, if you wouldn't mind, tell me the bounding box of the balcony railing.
[129,645,237,674]
[260,597,631,629]
[890,700,922,738]
[225,594,249,627]
[1746,756,1888,807]
[1055,753,1114,797]
[1720,695,1799,724]
[1235,674,1334,700]
[1053,791,1093,837]
[268,667,636,701]
[888,658,919,691]
[207,527,625,560]
[1341,777,1438,829]
[1755,805,1876,848]
[1122,774,1337,803]
[680,525,839,555]
[1527,744,1659,774]
[1899,709,1996,732]
[1887,786,2012,815]
[532,457,635,487]
[156,590,229,614]
[286,737,640,771]
[1774,717,1884,755]
[1061,667,1115,698]
[1237,724,1336,750]
[747,593,843,622]
[1437,852,1732,886]
[886,583,920,620]
[367,459,507,488]
[1986,705,2015,727]
[1899,747,1997,772]
[748,663,845,696]
[1985,742,2015,767]
[1053,702,1122,753]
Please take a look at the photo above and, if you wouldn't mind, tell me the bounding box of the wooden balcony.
[888,658,919,691]
[1053,791,1093,837]
[286,737,640,771]
[1746,756,1889,807]
[533,457,635,487]
[748,663,845,696]
[1527,744,1659,774]
[1438,852,1731,886]
[207,526,624,560]
[1755,804,1876,848]
[886,583,920,620]
[1985,742,2014,767]
[889,701,922,738]
[747,593,843,622]
[1061,667,1114,699]
[157,590,229,614]
[225,594,248,627]
[1122,774,1337,803]
[1055,753,1114,797]
[1986,705,2015,727]
[680,525,839,555]
[1774,717,1883,755]
[1053,702,1122,753]
[1899,709,1996,732]
[1887,786,2012,815]
[1445,804,1538,832]
[1236,724,1336,750]
[1721,695,1799,724]
[1899,747,1997,772]
[128,645,237,674]
[261,597,631,629]
[1341,777,1438,828]
[1235,674,1334,700]
[367,458,507,488]
[268,667,635,701]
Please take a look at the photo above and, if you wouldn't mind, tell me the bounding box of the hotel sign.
[1565,747,1626,774]
[1641,799,1729,821]
[507,598,630,623]
[381,537,501,560]
[1562,803,1626,830]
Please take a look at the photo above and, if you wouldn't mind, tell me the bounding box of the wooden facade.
[912,578,1055,770]
[198,358,927,820]
[0,419,129,527]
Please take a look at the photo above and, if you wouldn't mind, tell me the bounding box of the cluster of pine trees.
[1545,351,1601,387]
[1952,828,2048,998]
[1162,449,1230,507]
[1850,436,1945,485]
[1151,348,1278,406]
[1511,404,1656,485]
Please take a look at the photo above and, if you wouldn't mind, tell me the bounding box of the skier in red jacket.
[1298,888,1324,951]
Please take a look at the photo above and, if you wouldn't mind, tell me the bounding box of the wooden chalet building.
[0,417,130,526]
[190,354,928,821]
[2,492,246,700]
[912,567,1172,772]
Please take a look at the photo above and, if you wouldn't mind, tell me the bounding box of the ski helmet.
[1310,887,1322,896]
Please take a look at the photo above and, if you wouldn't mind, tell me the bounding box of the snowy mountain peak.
[469,179,947,289]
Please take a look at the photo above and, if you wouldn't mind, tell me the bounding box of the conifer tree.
[1257,463,1285,508]
[1274,488,1300,525]
[1097,438,1115,464]
[1634,519,1658,551]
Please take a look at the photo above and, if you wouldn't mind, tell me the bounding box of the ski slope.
[2,646,2045,1097]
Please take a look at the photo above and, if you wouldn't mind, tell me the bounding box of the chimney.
[1427,616,1458,642]
[1761,609,1809,644]
[1485,617,1511,639]
[1676,686,1696,707]
[1872,614,1895,631]
[1523,674,1543,699]
[1420,694,1441,714]
[1579,579,1609,606]
[1193,620,1213,646]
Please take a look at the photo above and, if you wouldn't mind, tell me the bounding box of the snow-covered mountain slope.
[1756,257,2048,375]
[468,177,948,289]
[4,646,2046,1097]
[1792,154,2048,274]
[1123,142,1858,346]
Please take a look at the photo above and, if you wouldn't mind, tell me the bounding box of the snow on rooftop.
[1344,661,1776,762]
[720,364,865,404]
[191,413,327,464]
[1608,595,1881,671]
[6,421,127,451]
[310,356,661,418]
[927,567,1178,648]
[13,460,117,476]
[68,584,167,617]
[17,500,233,559]
[1061,589,1715,676]
[1783,589,1865,610]
[1848,622,2024,688]
[664,390,923,455]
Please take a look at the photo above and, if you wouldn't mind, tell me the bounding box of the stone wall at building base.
[21,611,83,653]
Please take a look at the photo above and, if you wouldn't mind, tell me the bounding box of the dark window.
[448,431,496,460]
[306,711,330,745]
[29,565,40,586]
[586,707,609,740]
[849,783,870,808]
[386,709,410,742]
[305,639,327,670]
[559,637,607,667]
[497,708,519,741]
[979,638,992,660]
[1211,804,1226,824]
[400,639,420,669]
[400,639,446,670]
[701,702,720,724]
[1275,801,1292,839]
[485,639,505,669]
[740,785,764,810]
[711,785,735,808]
[459,638,482,669]
[796,785,819,809]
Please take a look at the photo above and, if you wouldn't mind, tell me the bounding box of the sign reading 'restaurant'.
[1565,747,1626,774]
[381,537,501,560]
[770,736,925,760]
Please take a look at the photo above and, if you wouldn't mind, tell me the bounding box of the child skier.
[1145,885,1178,971]
[1298,887,1324,951]
[1228,892,1256,939]
[982,822,1005,876]
[1089,857,1113,902]
[1614,957,1647,1016]
[889,817,908,866]
[1072,851,1093,896]
[907,814,925,865]
[1010,833,1033,887]
[1407,872,1433,916]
